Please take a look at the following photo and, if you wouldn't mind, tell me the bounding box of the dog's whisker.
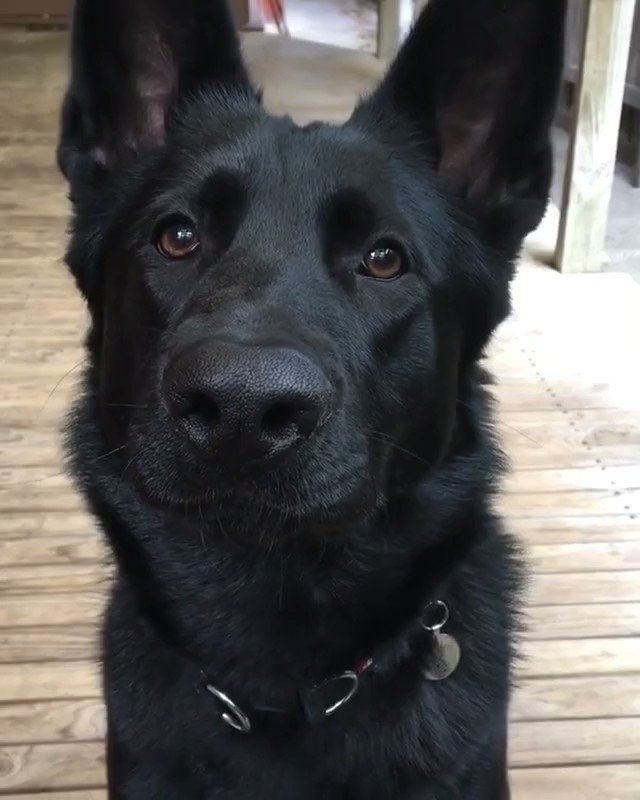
[456,398,543,449]
[106,403,149,410]
[0,443,128,489]
[40,358,87,412]
[92,443,128,463]
[115,450,141,494]
[364,428,432,467]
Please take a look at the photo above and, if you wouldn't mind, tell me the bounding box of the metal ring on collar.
[421,600,450,633]
[317,670,360,717]
[205,683,252,734]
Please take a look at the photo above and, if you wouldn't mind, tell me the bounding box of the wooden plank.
[0,593,103,627]
[0,662,99,702]
[0,468,78,513]
[376,0,402,60]
[510,717,640,766]
[501,488,640,517]
[0,793,106,800]
[512,515,640,545]
[0,625,98,663]
[0,535,105,566]
[0,699,105,745]
[530,571,640,605]
[527,602,640,639]
[506,443,640,471]
[507,465,640,494]
[520,638,640,677]
[512,674,640,720]
[0,512,95,539]
[0,361,86,381]
[0,535,102,566]
[0,741,104,792]
[556,0,637,272]
[492,382,635,412]
[0,564,108,594]
[527,541,640,573]
[510,764,640,800]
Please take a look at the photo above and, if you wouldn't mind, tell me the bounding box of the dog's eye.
[361,242,404,280]
[156,219,200,260]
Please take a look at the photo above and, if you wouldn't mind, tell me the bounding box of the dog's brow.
[321,188,377,245]
[198,169,245,206]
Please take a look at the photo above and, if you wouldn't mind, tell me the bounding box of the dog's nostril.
[179,391,221,426]
[261,402,298,435]
[262,400,322,440]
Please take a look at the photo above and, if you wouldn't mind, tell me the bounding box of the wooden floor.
[1,30,640,800]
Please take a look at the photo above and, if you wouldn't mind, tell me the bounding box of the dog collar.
[203,599,460,734]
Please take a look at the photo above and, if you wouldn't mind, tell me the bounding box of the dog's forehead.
[176,104,392,198]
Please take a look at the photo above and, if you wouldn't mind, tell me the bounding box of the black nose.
[163,339,332,469]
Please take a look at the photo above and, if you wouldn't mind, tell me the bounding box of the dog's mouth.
[121,412,380,530]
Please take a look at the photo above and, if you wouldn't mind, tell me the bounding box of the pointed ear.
[356,0,566,246]
[58,0,252,187]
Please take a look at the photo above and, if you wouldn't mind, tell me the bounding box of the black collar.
[202,599,459,734]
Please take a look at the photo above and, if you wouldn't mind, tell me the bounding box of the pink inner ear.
[128,29,178,150]
[436,63,512,200]
[438,107,494,198]
[435,3,534,202]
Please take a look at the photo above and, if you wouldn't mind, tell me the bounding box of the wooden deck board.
[0,28,638,799]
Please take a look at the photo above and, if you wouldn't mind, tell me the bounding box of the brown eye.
[156,219,200,259]
[362,243,404,280]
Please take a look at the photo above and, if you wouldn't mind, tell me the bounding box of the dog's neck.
[107,492,482,684]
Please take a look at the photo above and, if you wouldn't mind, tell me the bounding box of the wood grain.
[0,662,99,703]
[510,764,640,800]
[0,741,104,792]
[513,675,640,721]
[2,787,107,800]
[0,699,105,745]
[510,717,640,767]
[556,0,637,272]
[0,793,106,800]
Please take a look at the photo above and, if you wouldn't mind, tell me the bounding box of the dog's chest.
[106,600,508,799]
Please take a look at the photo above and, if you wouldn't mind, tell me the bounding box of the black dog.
[58,0,565,796]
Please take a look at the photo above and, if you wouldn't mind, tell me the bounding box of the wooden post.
[377,0,402,61]
[413,0,430,22]
[556,0,636,273]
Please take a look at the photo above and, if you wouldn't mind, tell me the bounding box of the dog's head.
[59,0,564,528]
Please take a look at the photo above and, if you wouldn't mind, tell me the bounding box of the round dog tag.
[422,632,461,681]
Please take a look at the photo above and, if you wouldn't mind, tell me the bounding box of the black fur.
[58,1,565,797]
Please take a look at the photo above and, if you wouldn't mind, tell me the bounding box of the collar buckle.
[299,669,360,725]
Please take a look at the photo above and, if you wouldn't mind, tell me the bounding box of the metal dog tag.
[420,600,461,681]
[422,631,461,681]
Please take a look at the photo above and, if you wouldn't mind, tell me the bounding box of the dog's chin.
[128,446,380,534]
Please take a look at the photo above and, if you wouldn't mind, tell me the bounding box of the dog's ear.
[58,0,252,187]
[355,0,566,246]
